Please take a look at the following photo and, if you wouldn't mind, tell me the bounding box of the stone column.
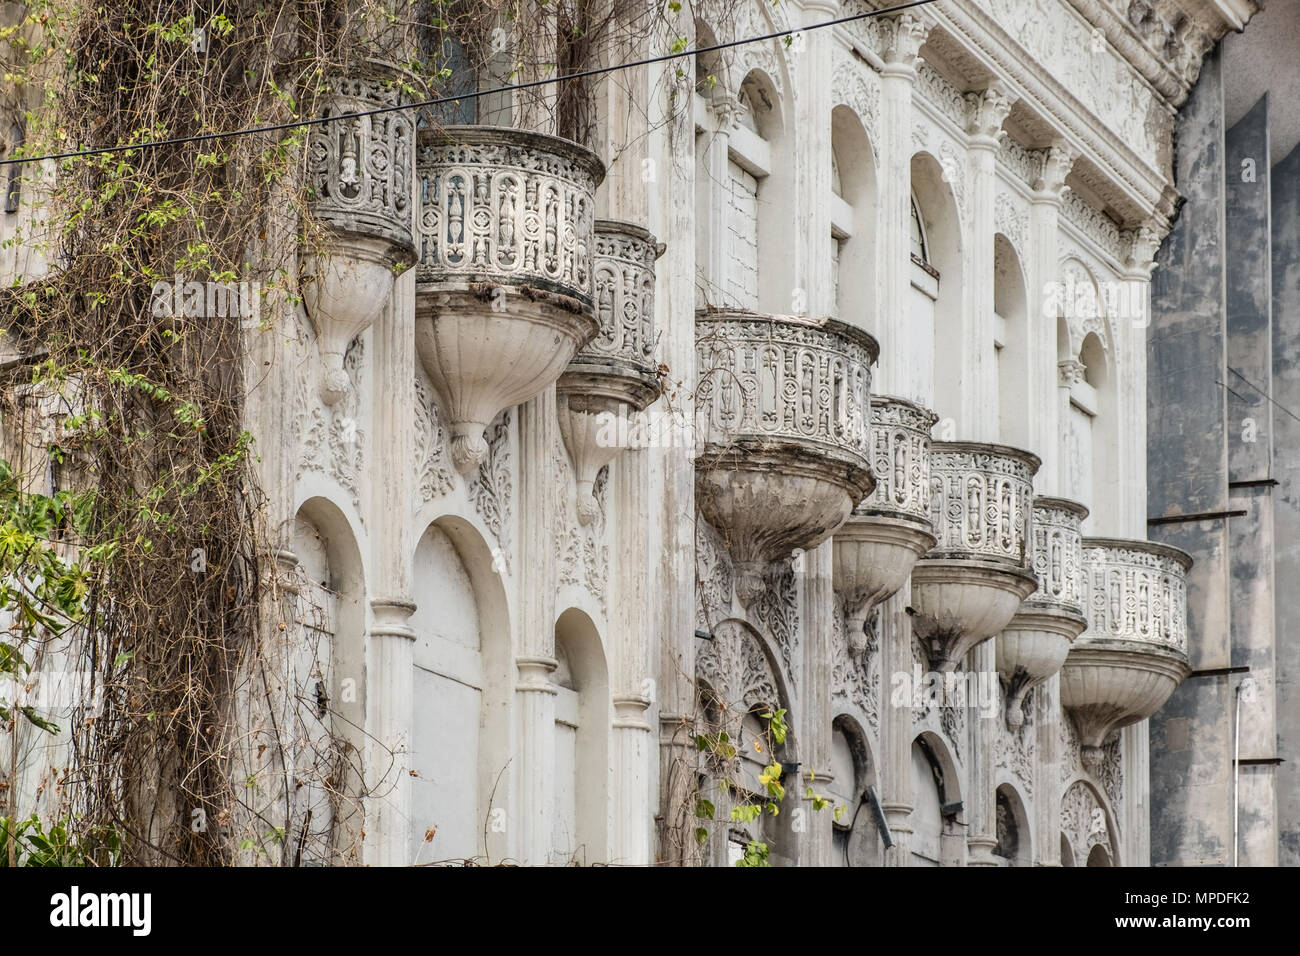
[649,24,701,865]
[876,11,930,866]
[516,386,560,865]
[1029,143,1076,495]
[363,270,417,866]
[800,540,837,865]
[875,13,929,400]
[963,87,1012,443]
[610,449,655,865]
[1034,673,1063,865]
[963,87,1013,868]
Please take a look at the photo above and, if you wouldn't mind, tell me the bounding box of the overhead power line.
[0,0,938,168]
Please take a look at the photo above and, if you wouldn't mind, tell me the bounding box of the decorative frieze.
[857,396,936,524]
[1080,538,1189,652]
[834,396,937,653]
[557,220,662,523]
[925,442,1038,569]
[915,62,970,129]
[414,126,604,474]
[1061,190,1125,262]
[416,126,604,307]
[1061,537,1192,767]
[307,69,418,253]
[1026,498,1087,614]
[997,497,1089,729]
[695,310,878,606]
[911,442,1040,672]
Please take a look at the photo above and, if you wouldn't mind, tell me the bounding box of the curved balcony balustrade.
[832,396,937,655]
[556,220,662,523]
[303,62,420,405]
[695,310,877,607]
[414,126,605,473]
[996,497,1089,729]
[1060,538,1192,770]
[908,442,1040,672]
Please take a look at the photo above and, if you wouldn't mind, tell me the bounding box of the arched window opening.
[911,154,963,427]
[552,608,610,865]
[909,739,944,867]
[994,783,1033,866]
[1087,843,1113,866]
[289,501,366,866]
[828,717,880,866]
[417,5,513,128]
[994,236,1029,447]
[409,516,511,864]
[830,106,877,331]
[910,195,930,266]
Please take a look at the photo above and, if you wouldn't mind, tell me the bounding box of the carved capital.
[966,86,1013,141]
[1124,221,1166,273]
[882,13,931,68]
[1035,141,1078,195]
[710,93,745,131]
[1058,358,1087,387]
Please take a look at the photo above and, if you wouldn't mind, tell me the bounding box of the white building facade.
[2,0,1259,866]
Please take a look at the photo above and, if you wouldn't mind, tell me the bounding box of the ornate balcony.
[832,396,937,654]
[695,310,877,607]
[908,442,1039,672]
[414,126,604,472]
[303,63,419,405]
[1060,538,1192,770]
[996,497,1089,729]
[556,220,662,523]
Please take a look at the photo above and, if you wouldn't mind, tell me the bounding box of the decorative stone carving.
[996,687,1035,795]
[696,619,782,716]
[1060,537,1192,770]
[909,442,1040,672]
[997,498,1089,730]
[965,86,1013,141]
[696,519,734,633]
[831,592,879,732]
[833,396,937,655]
[1098,732,1123,819]
[559,464,609,612]
[994,191,1028,254]
[749,559,798,681]
[1061,190,1125,262]
[830,52,880,149]
[557,221,662,523]
[1061,779,1115,864]
[413,371,455,501]
[303,64,419,406]
[916,63,970,129]
[694,309,877,607]
[297,334,366,511]
[415,126,604,473]
[467,410,512,571]
[1058,358,1087,386]
[1035,142,1077,195]
[1000,138,1044,187]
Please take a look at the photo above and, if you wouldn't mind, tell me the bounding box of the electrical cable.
[0,0,939,168]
